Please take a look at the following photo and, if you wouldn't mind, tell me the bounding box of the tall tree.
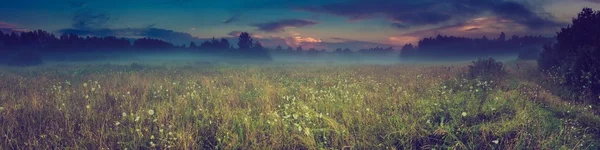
[498,32,506,41]
[237,32,253,50]
[189,41,197,49]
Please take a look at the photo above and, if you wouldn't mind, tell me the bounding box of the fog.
[7,50,522,67]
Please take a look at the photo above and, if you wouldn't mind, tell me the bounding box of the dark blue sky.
[0,0,598,49]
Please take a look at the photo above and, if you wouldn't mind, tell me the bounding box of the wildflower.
[159,129,164,133]
[461,112,467,117]
[83,83,87,87]
[86,105,90,109]
[127,91,130,95]
[135,116,140,122]
[0,107,4,111]
[122,112,128,117]
[115,121,120,126]
[150,135,155,139]
[150,141,156,147]
[136,129,141,132]
[91,87,96,92]
[492,139,499,144]
[85,95,89,99]
[148,109,155,115]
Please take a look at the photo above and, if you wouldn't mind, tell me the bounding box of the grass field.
[0,62,598,149]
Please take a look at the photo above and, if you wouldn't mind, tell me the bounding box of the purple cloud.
[301,0,562,30]
[252,19,318,32]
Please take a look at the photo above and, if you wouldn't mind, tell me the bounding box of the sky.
[0,0,599,50]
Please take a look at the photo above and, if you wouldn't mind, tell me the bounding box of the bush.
[538,8,600,104]
[466,58,507,81]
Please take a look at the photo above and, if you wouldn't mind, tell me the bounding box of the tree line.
[400,33,554,59]
[0,30,271,60]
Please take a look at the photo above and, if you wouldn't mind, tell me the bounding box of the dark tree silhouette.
[189,41,197,49]
[275,45,283,51]
[498,32,506,41]
[400,33,553,60]
[238,32,253,50]
[296,46,303,52]
[538,8,600,104]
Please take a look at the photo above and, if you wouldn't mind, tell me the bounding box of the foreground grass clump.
[0,63,598,149]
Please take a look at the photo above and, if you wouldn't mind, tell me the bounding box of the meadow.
[0,62,598,149]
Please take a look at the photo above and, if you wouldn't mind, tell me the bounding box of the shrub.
[466,58,507,81]
[538,8,600,104]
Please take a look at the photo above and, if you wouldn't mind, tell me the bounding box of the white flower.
[115,121,120,126]
[127,91,130,95]
[135,116,140,122]
[492,139,499,144]
[91,87,96,92]
[86,105,90,109]
[83,83,87,87]
[148,109,155,115]
[136,129,141,132]
[122,112,128,117]
[85,95,89,99]
[0,107,4,111]
[461,112,467,117]
[150,135,155,139]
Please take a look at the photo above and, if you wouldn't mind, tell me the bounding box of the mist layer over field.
[1,50,521,67]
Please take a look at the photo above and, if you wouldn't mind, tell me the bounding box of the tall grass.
[0,63,597,149]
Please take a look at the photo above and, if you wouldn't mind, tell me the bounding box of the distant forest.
[0,30,553,62]
[400,32,554,60]
[0,30,271,61]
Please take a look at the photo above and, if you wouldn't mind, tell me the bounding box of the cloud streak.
[301,0,563,30]
[0,22,27,33]
[223,14,241,24]
[252,19,318,32]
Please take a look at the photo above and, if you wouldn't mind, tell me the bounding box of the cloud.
[301,0,562,30]
[584,0,600,3]
[284,36,322,47]
[388,16,560,45]
[223,14,241,24]
[254,35,392,50]
[252,19,318,32]
[0,21,27,33]
[72,10,111,29]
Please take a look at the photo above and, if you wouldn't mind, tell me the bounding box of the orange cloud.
[285,36,322,47]
[388,36,420,45]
